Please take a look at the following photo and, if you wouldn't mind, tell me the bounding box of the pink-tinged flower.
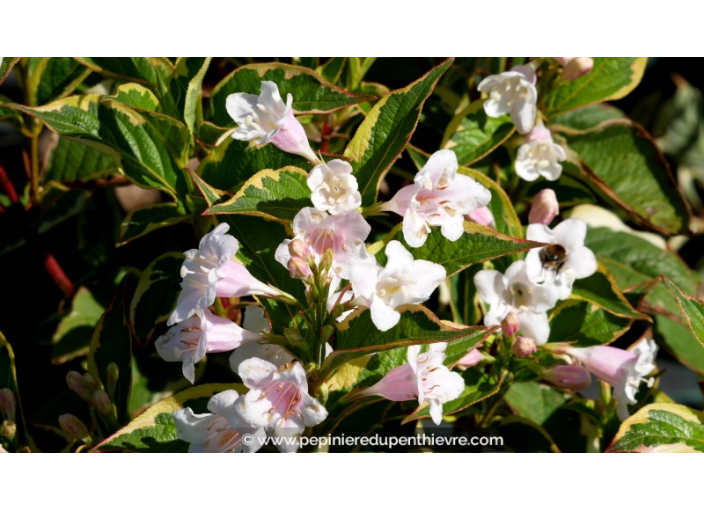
[513,336,537,358]
[525,218,598,300]
[157,308,260,384]
[478,64,538,133]
[275,208,372,280]
[168,223,290,326]
[235,359,328,452]
[0,388,16,425]
[172,390,265,453]
[382,150,491,248]
[502,312,520,337]
[474,261,559,345]
[350,241,446,332]
[542,365,592,390]
[555,57,594,81]
[59,414,91,443]
[515,126,566,182]
[229,306,294,373]
[560,338,658,420]
[359,343,464,425]
[456,348,483,370]
[467,206,496,228]
[308,159,362,215]
[226,81,318,163]
[528,189,559,225]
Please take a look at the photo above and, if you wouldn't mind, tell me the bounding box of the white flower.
[359,343,464,425]
[235,359,328,452]
[560,338,658,420]
[226,81,318,163]
[275,208,372,280]
[478,64,538,134]
[350,241,446,332]
[172,390,266,453]
[382,150,491,248]
[156,308,260,383]
[525,218,598,300]
[515,126,566,181]
[474,260,559,345]
[308,159,362,215]
[229,306,294,373]
[168,223,289,326]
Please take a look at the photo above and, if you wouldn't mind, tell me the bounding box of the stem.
[0,162,20,204]
[479,370,510,428]
[30,134,40,202]
[43,251,75,298]
[320,115,332,154]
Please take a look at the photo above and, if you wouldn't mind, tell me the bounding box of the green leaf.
[130,253,184,348]
[325,305,492,373]
[345,59,453,205]
[208,62,372,126]
[188,168,226,207]
[560,120,690,235]
[504,381,568,426]
[448,267,482,326]
[0,57,19,85]
[94,383,245,452]
[442,100,515,166]
[44,135,119,183]
[26,57,91,105]
[378,223,543,278]
[654,315,704,375]
[608,403,704,452]
[402,369,499,424]
[663,278,704,351]
[495,416,560,453]
[169,57,211,136]
[550,104,626,132]
[205,167,310,222]
[119,203,188,246]
[317,57,347,84]
[0,94,23,127]
[198,135,310,191]
[571,263,649,320]
[13,95,189,201]
[76,57,173,88]
[52,287,105,364]
[109,83,160,112]
[0,331,32,450]
[544,57,647,118]
[88,274,137,424]
[548,300,631,346]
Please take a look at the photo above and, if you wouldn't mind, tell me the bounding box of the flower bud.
[66,371,94,402]
[321,325,335,343]
[501,312,520,337]
[0,388,16,423]
[467,206,496,228]
[528,188,559,225]
[284,328,306,348]
[513,336,537,358]
[562,57,594,81]
[92,389,113,416]
[288,257,312,280]
[318,249,334,274]
[456,348,482,370]
[59,414,91,444]
[543,365,592,391]
[106,363,119,396]
[288,239,311,261]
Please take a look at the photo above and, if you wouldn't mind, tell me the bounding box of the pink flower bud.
[106,363,119,396]
[501,312,520,337]
[512,336,537,358]
[0,388,16,423]
[528,189,559,225]
[456,348,483,370]
[288,239,311,261]
[552,57,572,66]
[543,365,592,390]
[287,257,311,280]
[562,57,594,81]
[271,111,319,163]
[467,206,496,228]
[92,390,113,416]
[66,371,94,402]
[59,414,91,443]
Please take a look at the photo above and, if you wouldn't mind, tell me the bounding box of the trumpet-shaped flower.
[275,208,372,280]
[525,218,598,299]
[382,150,491,248]
[478,65,538,133]
[173,390,265,453]
[359,343,464,425]
[515,126,567,182]
[235,359,328,452]
[157,308,260,383]
[229,306,294,373]
[226,81,318,163]
[308,159,362,215]
[350,241,446,332]
[474,261,559,345]
[559,338,658,420]
[168,223,288,326]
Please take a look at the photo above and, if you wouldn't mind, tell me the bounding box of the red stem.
[320,116,332,154]
[43,251,75,298]
[0,162,20,204]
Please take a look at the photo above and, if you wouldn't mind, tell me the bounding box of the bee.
[539,244,567,274]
